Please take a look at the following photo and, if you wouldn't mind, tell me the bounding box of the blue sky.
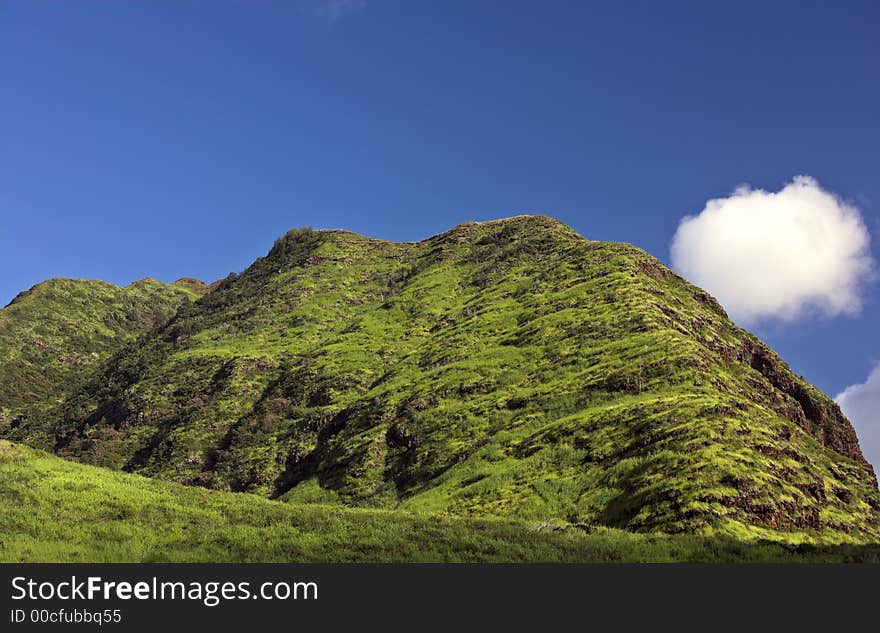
[2,0,878,401]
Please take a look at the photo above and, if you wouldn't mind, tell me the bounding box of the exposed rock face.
[740,341,872,478]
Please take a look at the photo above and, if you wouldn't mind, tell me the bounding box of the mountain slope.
[3,440,878,562]
[0,277,206,443]
[8,216,880,540]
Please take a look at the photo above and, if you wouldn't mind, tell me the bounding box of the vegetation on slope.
[2,440,878,563]
[0,277,205,443]
[5,216,879,543]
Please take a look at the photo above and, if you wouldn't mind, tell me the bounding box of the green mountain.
[0,277,205,442]
[4,216,879,545]
[2,440,878,562]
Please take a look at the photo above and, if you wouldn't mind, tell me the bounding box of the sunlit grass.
[2,441,878,563]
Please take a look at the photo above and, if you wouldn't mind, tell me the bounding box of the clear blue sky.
[2,1,878,396]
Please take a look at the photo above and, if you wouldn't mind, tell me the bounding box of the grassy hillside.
[5,216,880,542]
[0,277,206,445]
[2,440,878,563]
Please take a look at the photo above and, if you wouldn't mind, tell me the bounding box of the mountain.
[4,216,879,542]
[0,277,206,443]
[2,439,878,562]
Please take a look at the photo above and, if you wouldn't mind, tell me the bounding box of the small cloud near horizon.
[836,364,880,476]
[670,176,875,325]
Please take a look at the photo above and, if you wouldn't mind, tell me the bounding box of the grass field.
[2,441,878,563]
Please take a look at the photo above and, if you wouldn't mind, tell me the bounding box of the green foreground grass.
[2,441,878,563]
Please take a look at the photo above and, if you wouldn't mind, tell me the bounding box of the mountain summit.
[3,216,878,540]
[0,277,203,436]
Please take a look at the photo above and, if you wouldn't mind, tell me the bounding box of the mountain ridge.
[2,215,878,541]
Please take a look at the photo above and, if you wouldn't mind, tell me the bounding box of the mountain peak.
[269,215,579,250]
[0,276,200,436]
[423,214,580,244]
[172,277,211,296]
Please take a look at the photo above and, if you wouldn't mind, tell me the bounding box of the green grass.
[2,441,879,563]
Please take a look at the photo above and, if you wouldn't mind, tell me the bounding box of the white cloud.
[837,364,880,475]
[670,176,874,324]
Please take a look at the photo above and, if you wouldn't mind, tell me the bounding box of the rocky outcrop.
[739,340,875,484]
